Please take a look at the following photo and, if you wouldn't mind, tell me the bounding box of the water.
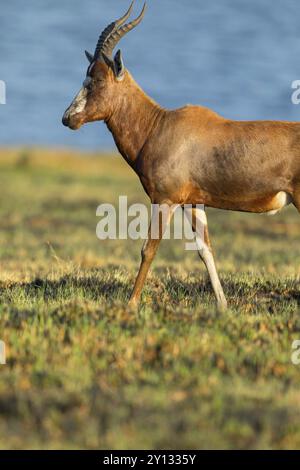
[1,0,300,150]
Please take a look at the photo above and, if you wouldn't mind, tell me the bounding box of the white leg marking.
[185,207,227,310]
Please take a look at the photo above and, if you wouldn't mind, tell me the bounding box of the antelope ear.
[113,50,125,81]
[101,52,114,69]
[85,50,94,64]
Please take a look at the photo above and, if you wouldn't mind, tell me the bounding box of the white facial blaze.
[69,87,88,114]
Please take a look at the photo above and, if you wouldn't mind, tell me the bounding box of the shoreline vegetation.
[0,147,300,449]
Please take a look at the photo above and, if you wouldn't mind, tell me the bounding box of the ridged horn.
[101,3,147,58]
[94,1,135,59]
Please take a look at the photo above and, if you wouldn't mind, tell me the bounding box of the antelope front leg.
[186,207,227,311]
[128,204,175,308]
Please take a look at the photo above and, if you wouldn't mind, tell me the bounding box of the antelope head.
[62,1,147,130]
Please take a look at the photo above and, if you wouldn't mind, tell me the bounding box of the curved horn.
[101,3,147,59]
[94,1,135,59]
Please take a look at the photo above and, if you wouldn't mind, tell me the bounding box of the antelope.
[62,1,299,311]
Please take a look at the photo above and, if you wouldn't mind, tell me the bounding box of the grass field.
[1,147,300,449]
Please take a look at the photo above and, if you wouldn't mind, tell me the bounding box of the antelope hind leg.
[186,206,227,311]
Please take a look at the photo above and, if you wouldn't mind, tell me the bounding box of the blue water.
[1,0,300,150]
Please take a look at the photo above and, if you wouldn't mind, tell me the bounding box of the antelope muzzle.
[62,108,83,130]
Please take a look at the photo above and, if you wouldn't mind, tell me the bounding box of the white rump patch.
[266,191,292,215]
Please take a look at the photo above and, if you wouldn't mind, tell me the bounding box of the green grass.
[0,148,300,449]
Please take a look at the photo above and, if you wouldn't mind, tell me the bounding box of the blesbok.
[63,1,298,311]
